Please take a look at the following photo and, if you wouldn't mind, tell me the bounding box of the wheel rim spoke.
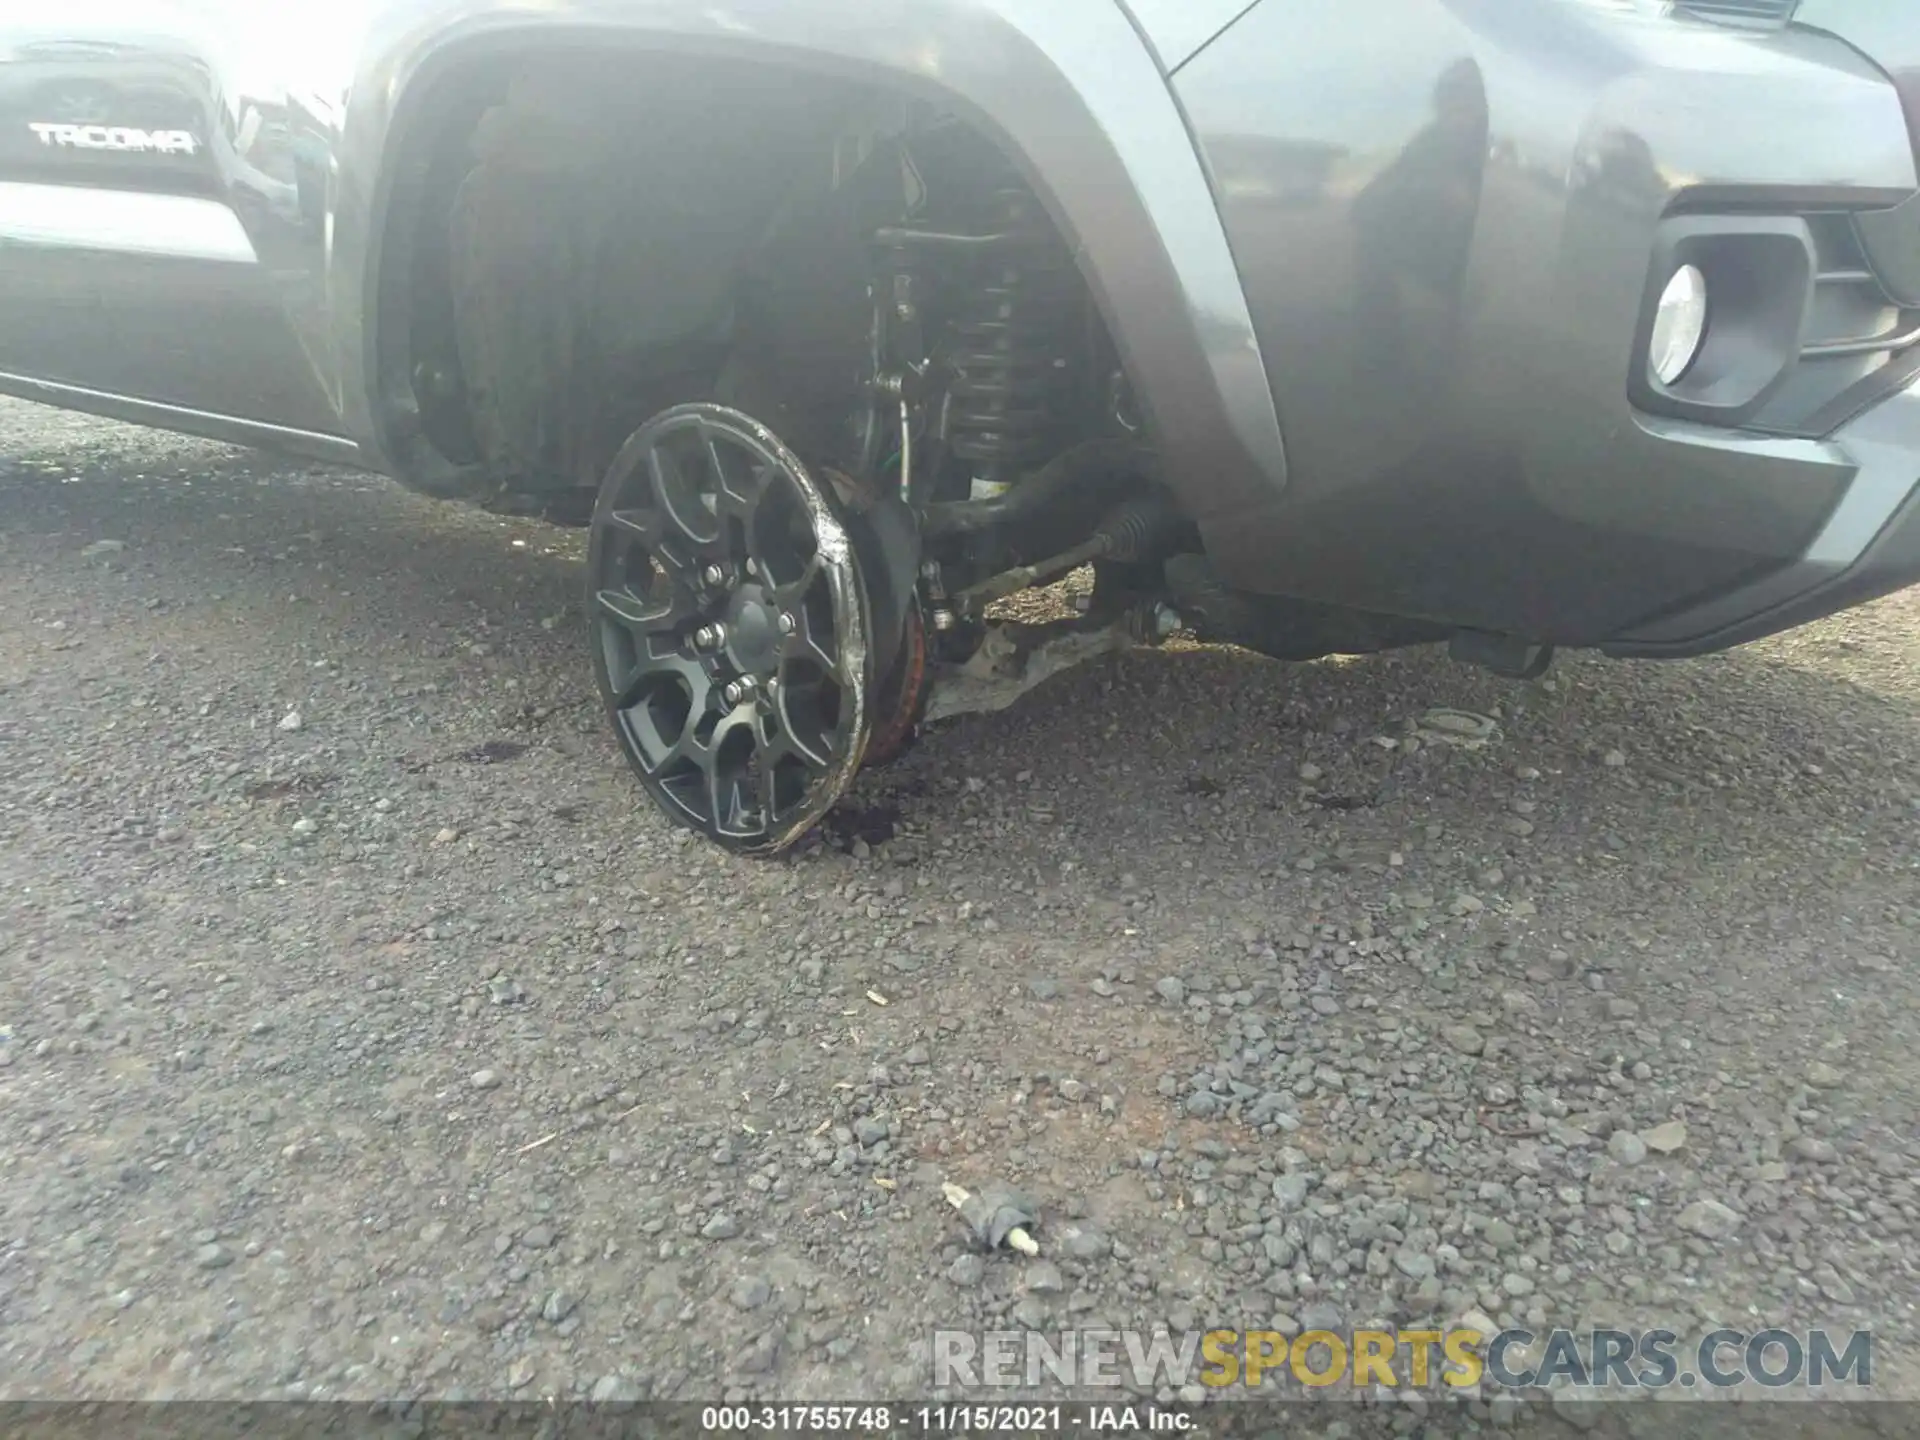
[785,634,839,684]
[699,706,759,838]
[771,686,833,770]
[764,554,823,608]
[596,583,694,639]
[781,611,841,685]
[606,508,698,577]
[648,443,721,549]
[706,426,769,522]
[601,507,656,546]
[627,646,701,719]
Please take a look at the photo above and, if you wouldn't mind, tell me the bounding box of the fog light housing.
[1649,264,1708,385]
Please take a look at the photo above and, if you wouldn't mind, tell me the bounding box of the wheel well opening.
[372,44,1143,527]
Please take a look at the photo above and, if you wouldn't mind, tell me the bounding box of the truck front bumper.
[1606,375,1920,656]
[1601,1,1920,654]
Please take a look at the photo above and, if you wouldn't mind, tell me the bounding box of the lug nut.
[702,564,727,587]
[694,623,726,651]
[724,680,746,706]
[744,558,759,578]
[778,612,796,636]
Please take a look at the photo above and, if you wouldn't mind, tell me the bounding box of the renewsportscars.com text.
[932,1326,1874,1392]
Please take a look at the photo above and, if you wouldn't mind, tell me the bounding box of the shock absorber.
[945,184,1081,502]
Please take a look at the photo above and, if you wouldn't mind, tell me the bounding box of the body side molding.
[0,372,365,466]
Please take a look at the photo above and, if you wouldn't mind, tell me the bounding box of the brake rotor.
[586,403,873,855]
[865,602,930,767]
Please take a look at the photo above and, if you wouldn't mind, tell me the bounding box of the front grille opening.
[1744,212,1920,437]
[1671,0,1799,29]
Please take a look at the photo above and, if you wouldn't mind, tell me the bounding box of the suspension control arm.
[916,440,1156,539]
[952,493,1181,614]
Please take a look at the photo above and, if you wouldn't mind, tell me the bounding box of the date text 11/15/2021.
[699,1404,1192,1433]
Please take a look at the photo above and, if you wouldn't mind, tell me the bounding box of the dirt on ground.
[0,400,1915,1432]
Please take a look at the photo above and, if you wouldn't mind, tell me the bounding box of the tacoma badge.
[28,123,199,156]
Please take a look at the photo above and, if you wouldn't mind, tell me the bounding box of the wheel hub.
[720,585,784,679]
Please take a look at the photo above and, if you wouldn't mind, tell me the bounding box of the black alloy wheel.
[587,404,873,854]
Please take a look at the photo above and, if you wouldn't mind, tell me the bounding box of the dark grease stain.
[822,802,900,849]
[460,740,528,765]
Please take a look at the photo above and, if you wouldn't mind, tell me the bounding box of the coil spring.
[946,186,1079,487]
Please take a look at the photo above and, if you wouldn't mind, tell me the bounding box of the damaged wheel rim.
[587,403,871,853]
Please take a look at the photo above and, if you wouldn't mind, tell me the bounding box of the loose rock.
[1642,1120,1688,1154]
[1606,1131,1648,1166]
[729,1276,772,1311]
[1676,1199,1742,1241]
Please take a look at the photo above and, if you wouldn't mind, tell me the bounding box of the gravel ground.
[1,398,1917,1428]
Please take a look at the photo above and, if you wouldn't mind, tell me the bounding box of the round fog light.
[1650,264,1708,386]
